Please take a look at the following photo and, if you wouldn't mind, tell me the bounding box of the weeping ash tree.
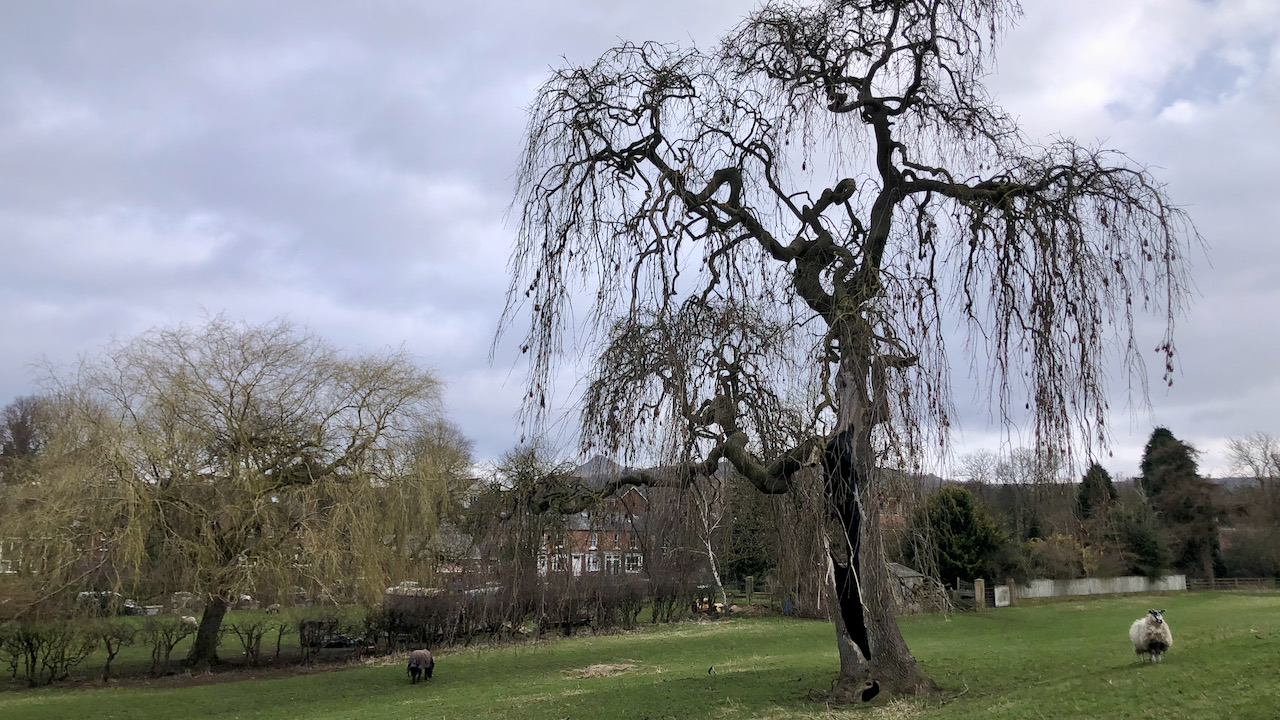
[505,0,1197,700]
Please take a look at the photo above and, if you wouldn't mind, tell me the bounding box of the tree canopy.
[505,0,1198,700]
[1077,462,1117,519]
[4,316,471,666]
[1140,427,1218,578]
[906,487,1004,585]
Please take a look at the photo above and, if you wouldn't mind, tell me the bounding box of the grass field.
[2,591,1277,719]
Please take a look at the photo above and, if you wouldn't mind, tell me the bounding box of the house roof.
[888,562,926,579]
[564,510,648,532]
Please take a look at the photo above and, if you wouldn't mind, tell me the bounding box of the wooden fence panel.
[1186,577,1275,592]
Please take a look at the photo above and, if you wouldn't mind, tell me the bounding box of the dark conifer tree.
[1140,427,1219,578]
[1077,463,1118,519]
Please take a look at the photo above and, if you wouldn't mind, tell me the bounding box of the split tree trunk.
[821,355,938,702]
[188,595,229,670]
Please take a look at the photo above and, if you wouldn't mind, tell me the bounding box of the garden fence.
[1186,577,1275,592]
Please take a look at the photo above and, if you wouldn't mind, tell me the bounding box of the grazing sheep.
[1129,609,1173,663]
[407,649,434,684]
[265,603,281,614]
[180,615,199,630]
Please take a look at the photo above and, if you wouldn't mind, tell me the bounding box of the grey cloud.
[1,0,1277,470]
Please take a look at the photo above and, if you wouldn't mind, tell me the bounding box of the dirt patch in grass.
[574,663,636,678]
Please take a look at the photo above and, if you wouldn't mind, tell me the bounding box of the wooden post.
[1006,579,1017,606]
[746,575,754,605]
[974,578,986,610]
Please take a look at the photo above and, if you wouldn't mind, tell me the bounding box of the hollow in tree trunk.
[820,356,939,702]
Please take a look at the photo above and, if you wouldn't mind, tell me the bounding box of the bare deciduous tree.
[1224,432,1280,569]
[0,396,47,470]
[691,466,730,610]
[958,450,998,485]
[1228,433,1280,491]
[504,0,1196,700]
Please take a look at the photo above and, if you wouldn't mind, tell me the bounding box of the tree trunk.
[189,595,228,670]
[703,536,729,611]
[821,354,939,702]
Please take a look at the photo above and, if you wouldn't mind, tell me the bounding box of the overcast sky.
[1,0,1276,478]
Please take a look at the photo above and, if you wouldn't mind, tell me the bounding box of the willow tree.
[505,0,1196,700]
[41,316,467,668]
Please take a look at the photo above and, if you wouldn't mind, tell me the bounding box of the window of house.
[613,533,620,549]
[586,553,601,572]
[550,553,568,572]
[537,554,548,574]
[625,553,643,573]
[629,533,638,550]
[604,553,622,575]
[589,532,598,550]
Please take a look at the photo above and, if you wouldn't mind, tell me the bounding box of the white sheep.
[180,615,200,630]
[1129,609,1173,663]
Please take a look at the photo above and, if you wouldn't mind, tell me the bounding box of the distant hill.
[570,455,629,490]
[1208,476,1257,489]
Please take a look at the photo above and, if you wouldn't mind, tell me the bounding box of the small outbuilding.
[888,563,945,614]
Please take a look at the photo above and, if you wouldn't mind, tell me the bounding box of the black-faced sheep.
[407,649,434,684]
[1129,609,1173,663]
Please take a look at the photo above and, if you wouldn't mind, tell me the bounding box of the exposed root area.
[823,670,942,706]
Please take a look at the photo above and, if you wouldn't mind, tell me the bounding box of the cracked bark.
[819,355,937,700]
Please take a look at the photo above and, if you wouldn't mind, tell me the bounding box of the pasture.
[2,591,1276,720]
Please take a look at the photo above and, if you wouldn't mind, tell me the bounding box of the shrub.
[97,619,137,681]
[270,617,292,661]
[141,616,195,676]
[1110,504,1170,580]
[380,574,663,647]
[0,620,98,686]
[226,616,276,666]
[296,614,341,664]
[1219,526,1280,578]
[1028,533,1087,579]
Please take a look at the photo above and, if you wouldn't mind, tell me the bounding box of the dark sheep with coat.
[407,649,434,683]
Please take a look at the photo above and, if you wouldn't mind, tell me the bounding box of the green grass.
[2,592,1277,719]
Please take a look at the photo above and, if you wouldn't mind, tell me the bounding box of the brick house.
[538,457,649,577]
